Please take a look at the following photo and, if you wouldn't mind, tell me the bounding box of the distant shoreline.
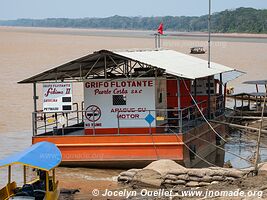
[1,26,267,42]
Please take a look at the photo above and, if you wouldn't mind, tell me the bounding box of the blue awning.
[0,142,62,171]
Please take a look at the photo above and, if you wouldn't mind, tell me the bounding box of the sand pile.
[118,160,247,189]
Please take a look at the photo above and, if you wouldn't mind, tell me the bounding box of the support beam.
[33,83,38,136]
[8,165,11,184]
[209,120,267,134]
[104,55,107,80]
[254,84,267,174]
[46,171,49,192]
[219,73,223,95]
[23,166,27,184]
[52,169,56,190]
[177,78,182,132]
[207,76,211,119]
[84,56,101,79]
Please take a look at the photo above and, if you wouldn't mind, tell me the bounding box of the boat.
[0,142,62,200]
[228,80,267,117]
[18,49,243,168]
[190,47,206,54]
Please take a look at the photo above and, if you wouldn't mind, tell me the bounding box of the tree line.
[0,7,266,33]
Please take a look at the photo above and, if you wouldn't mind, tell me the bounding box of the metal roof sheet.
[243,80,267,85]
[117,49,242,79]
[19,49,244,83]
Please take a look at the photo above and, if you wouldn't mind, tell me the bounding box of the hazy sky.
[1,0,267,20]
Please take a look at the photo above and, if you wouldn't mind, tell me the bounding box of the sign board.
[43,83,72,112]
[84,79,156,129]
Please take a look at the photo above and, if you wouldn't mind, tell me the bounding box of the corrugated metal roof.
[243,80,267,85]
[19,49,244,83]
[117,49,242,79]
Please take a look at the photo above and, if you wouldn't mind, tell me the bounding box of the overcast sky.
[0,0,267,20]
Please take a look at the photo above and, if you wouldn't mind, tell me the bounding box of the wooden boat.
[190,47,206,54]
[18,49,243,168]
[229,91,267,117]
[0,142,61,200]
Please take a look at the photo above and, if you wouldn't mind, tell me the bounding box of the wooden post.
[33,82,38,136]
[207,76,211,119]
[248,95,251,110]
[224,83,227,110]
[52,169,56,191]
[254,84,267,175]
[23,166,26,185]
[219,73,223,95]
[46,171,49,192]
[8,165,11,184]
[177,78,181,132]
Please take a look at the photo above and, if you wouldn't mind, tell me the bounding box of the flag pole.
[207,0,211,119]
[154,33,158,48]
[208,0,211,69]
[158,34,161,48]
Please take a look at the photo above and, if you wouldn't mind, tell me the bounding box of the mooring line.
[182,78,226,142]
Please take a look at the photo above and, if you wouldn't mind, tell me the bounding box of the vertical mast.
[207,0,212,119]
[208,0,211,69]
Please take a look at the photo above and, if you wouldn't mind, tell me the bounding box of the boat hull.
[32,116,226,168]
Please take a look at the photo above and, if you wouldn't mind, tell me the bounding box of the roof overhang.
[243,80,267,85]
[18,49,244,84]
[0,142,62,171]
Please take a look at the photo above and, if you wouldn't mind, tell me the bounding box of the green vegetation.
[0,7,266,33]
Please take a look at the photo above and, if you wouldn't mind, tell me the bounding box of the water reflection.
[0,130,31,188]
[224,130,267,169]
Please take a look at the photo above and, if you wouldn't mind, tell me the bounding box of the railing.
[32,95,224,136]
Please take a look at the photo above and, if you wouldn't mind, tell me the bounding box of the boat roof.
[18,49,244,84]
[0,142,62,171]
[229,92,266,97]
[243,80,267,85]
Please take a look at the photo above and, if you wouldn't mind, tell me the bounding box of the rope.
[150,133,160,160]
[182,79,226,142]
[185,131,253,164]
[170,129,218,167]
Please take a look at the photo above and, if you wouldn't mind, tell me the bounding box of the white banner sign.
[84,79,156,129]
[43,82,72,112]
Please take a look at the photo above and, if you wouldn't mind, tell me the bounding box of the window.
[113,95,126,105]
[62,105,72,111]
[62,97,71,102]
[206,82,214,87]
[159,93,163,103]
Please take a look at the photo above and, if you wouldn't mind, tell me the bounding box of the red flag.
[157,23,163,35]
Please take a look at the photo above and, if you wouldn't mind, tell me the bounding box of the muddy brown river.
[0,27,267,197]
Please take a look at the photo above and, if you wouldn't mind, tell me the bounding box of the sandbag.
[186,181,199,187]
[119,171,137,178]
[198,182,211,186]
[144,159,186,176]
[188,169,205,177]
[164,174,178,181]
[211,175,224,181]
[176,174,189,181]
[132,169,163,188]
[118,175,132,182]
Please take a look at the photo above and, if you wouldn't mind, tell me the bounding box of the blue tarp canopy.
[0,142,62,171]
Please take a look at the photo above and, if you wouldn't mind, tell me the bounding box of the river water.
[1,27,267,190]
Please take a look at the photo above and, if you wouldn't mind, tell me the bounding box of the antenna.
[207,0,212,119]
[208,0,211,68]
